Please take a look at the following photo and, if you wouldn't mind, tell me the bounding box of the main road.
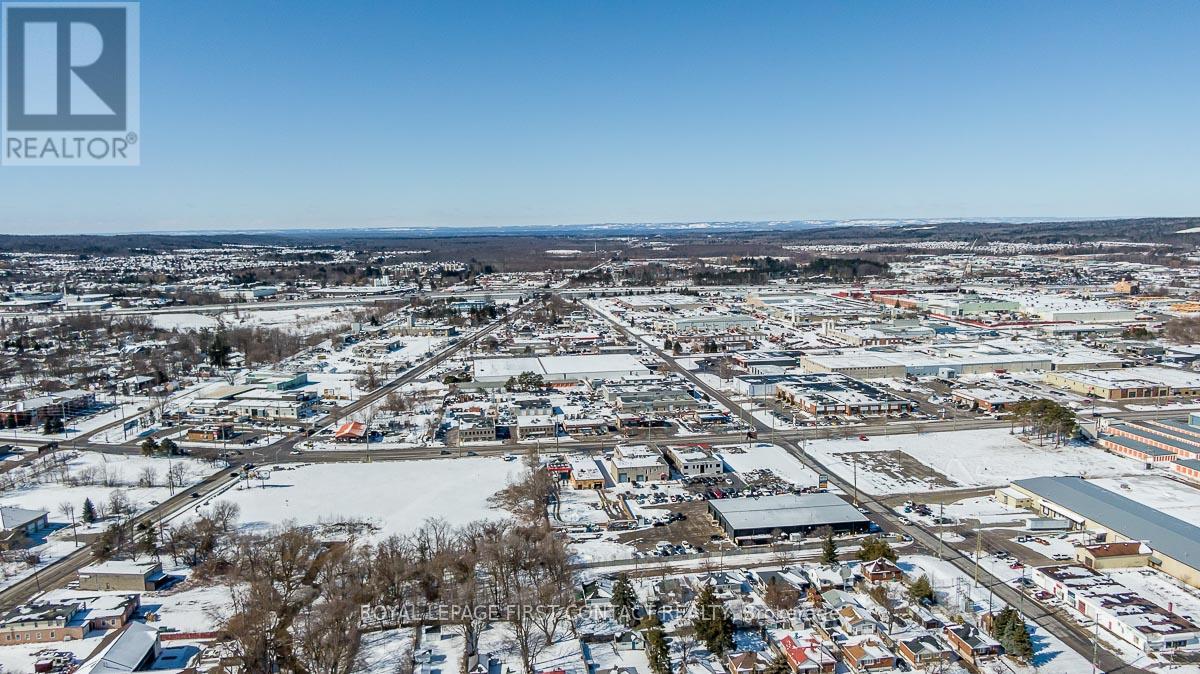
[585,299,1147,674]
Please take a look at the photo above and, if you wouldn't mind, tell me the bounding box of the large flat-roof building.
[472,354,651,387]
[1009,476,1200,588]
[1032,564,1200,652]
[774,373,915,416]
[1045,367,1200,400]
[708,493,870,545]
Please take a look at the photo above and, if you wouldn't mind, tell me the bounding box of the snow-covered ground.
[805,429,1148,495]
[222,457,526,538]
[146,569,236,633]
[0,633,108,673]
[941,496,1030,525]
[357,627,415,674]
[555,487,611,527]
[150,306,357,336]
[715,443,821,488]
[0,452,213,524]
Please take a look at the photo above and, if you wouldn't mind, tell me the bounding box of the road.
[6,289,1179,671]
[586,299,1147,674]
[0,462,244,612]
[0,303,536,609]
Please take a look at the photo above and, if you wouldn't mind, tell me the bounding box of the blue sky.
[2,1,1199,234]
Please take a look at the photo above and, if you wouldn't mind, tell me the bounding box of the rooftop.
[1014,476,1200,570]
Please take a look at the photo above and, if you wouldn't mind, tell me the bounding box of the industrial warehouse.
[707,493,871,545]
[1003,477,1200,588]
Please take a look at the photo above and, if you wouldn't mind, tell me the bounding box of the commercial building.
[950,387,1029,412]
[186,423,235,442]
[244,370,309,391]
[1008,477,1200,588]
[1074,542,1152,570]
[1032,565,1200,652]
[663,313,758,334]
[1015,296,1138,323]
[472,354,651,387]
[451,417,497,445]
[72,622,161,674]
[607,445,668,483]
[1045,367,1200,400]
[601,382,703,413]
[227,396,312,421]
[0,595,139,645]
[1096,420,1200,465]
[820,320,935,346]
[1174,458,1200,484]
[0,390,96,427]
[515,415,556,440]
[708,493,870,545]
[0,507,49,550]
[77,560,167,592]
[746,291,869,324]
[800,339,1121,380]
[567,457,605,489]
[664,445,723,477]
[774,374,914,416]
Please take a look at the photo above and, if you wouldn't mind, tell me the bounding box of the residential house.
[776,634,837,674]
[942,623,1002,664]
[860,558,903,583]
[727,652,769,674]
[892,632,953,669]
[840,636,895,672]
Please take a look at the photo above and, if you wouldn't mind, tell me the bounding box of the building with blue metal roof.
[1010,476,1200,589]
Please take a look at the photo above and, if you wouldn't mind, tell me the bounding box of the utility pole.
[973,534,982,588]
[852,456,859,507]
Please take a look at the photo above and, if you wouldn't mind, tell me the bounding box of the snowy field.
[358,627,415,674]
[0,451,214,524]
[150,306,357,336]
[805,429,1149,495]
[714,443,821,488]
[222,457,527,537]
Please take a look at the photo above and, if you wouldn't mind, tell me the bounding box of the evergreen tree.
[909,574,935,604]
[992,608,1033,661]
[81,498,97,524]
[137,528,158,559]
[764,654,791,674]
[692,584,735,657]
[1005,618,1034,661]
[643,617,671,674]
[820,531,838,565]
[206,331,232,368]
[857,536,898,562]
[990,607,1017,639]
[611,573,639,627]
